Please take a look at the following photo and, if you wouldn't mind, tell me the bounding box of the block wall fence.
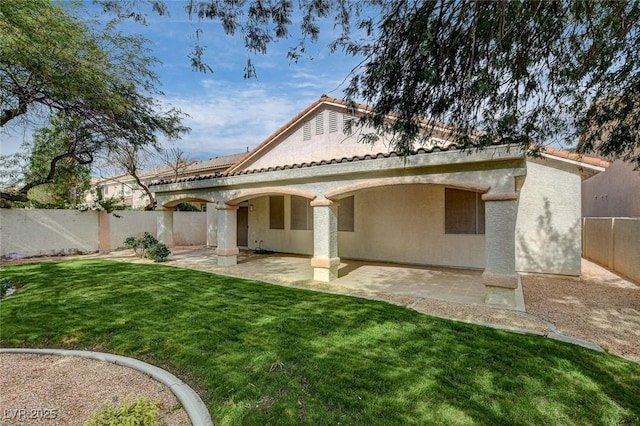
[583,217,640,284]
[0,209,206,260]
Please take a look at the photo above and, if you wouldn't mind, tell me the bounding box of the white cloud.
[159,79,328,159]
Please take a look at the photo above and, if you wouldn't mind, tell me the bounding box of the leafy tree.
[23,120,92,207]
[100,0,640,167]
[0,0,188,203]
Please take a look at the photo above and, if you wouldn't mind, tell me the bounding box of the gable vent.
[343,114,355,134]
[303,120,311,140]
[316,112,324,135]
[329,110,338,133]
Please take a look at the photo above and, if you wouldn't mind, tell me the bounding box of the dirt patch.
[522,260,640,362]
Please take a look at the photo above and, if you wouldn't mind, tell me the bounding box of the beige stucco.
[174,212,206,246]
[582,160,640,217]
[109,210,158,250]
[244,186,486,270]
[0,209,98,259]
[583,217,640,283]
[515,159,583,276]
[248,195,314,255]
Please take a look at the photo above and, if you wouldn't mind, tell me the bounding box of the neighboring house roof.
[96,152,246,185]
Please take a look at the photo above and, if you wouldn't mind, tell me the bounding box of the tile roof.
[96,152,246,183]
[537,146,610,169]
[150,144,497,186]
[149,96,608,186]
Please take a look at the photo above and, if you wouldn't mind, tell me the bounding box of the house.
[150,95,607,307]
[89,153,246,209]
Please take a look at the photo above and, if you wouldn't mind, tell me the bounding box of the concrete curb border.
[0,348,213,426]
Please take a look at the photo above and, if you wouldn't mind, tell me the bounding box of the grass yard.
[1,260,639,425]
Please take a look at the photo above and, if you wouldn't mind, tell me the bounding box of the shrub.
[124,233,161,258]
[124,237,142,256]
[174,202,200,211]
[84,395,162,426]
[140,233,159,251]
[146,243,171,263]
[0,278,14,298]
[124,233,171,262]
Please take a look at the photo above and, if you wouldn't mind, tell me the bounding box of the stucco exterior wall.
[0,209,99,259]
[248,196,314,255]
[582,160,640,217]
[174,212,206,245]
[340,185,485,268]
[109,211,157,250]
[583,217,640,283]
[516,159,583,275]
[246,186,486,269]
[244,107,395,171]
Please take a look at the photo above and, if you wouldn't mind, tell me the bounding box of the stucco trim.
[482,271,519,289]
[160,195,217,209]
[325,176,491,199]
[310,199,337,207]
[216,204,239,211]
[225,187,316,205]
[310,257,341,268]
[482,192,519,201]
[216,247,240,256]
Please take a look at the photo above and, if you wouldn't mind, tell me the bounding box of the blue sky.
[0,1,364,161]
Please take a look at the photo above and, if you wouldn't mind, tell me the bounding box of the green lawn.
[1,260,639,425]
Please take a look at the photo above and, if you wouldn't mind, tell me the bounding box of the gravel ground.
[0,353,191,426]
[522,260,640,362]
[1,250,638,425]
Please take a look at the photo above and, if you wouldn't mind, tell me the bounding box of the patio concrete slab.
[167,247,526,311]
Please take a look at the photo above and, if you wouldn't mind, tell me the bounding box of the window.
[303,120,311,141]
[338,196,354,232]
[315,112,324,135]
[329,110,338,133]
[269,196,284,229]
[444,188,485,234]
[291,196,313,230]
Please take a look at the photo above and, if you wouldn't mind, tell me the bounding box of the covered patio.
[166,247,526,311]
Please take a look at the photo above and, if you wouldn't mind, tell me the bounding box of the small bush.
[124,237,142,256]
[140,233,159,251]
[146,243,171,263]
[124,233,171,262]
[124,233,162,258]
[0,278,14,298]
[84,395,162,426]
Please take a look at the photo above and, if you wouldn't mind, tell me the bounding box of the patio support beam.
[481,192,519,306]
[311,199,340,282]
[206,203,217,247]
[157,208,175,247]
[216,204,239,266]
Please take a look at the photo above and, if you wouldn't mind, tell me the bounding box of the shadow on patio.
[165,246,526,311]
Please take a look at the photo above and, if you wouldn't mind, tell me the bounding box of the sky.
[0,1,365,163]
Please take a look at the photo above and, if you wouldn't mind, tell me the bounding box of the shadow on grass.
[1,260,639,425]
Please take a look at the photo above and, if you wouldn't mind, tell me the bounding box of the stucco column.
[482,192,519,306]
[310,199,340,282]
[216,204,239,267]
[206,203,217,247]
[157,208,175,247]
[98,210,111,254]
